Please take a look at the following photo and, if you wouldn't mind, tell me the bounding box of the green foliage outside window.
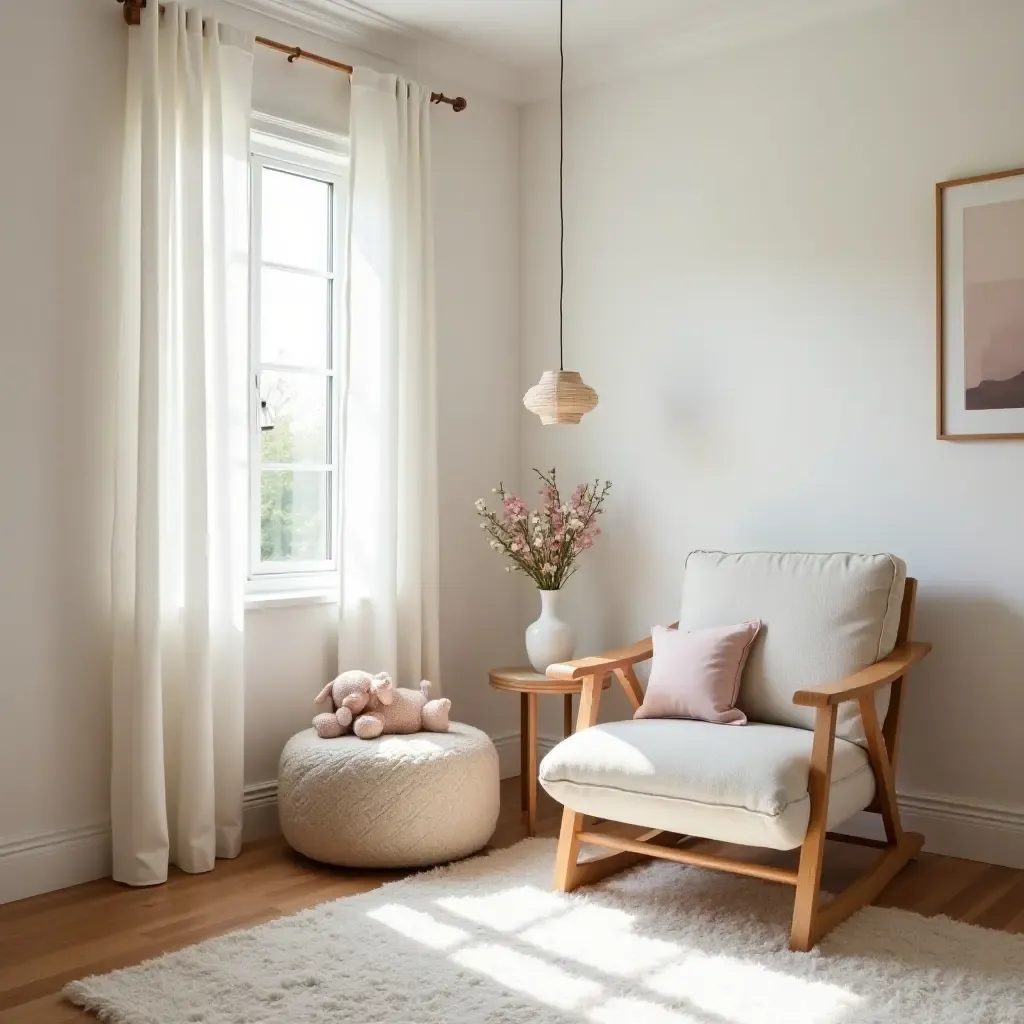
[259,376,329,563]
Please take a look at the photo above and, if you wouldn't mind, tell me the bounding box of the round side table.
[488,667,612,837]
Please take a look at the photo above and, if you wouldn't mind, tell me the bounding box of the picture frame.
[936,166,1024,440]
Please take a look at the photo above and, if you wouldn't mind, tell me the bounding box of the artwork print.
[963,198,1024,410]
[937,167,1024,439]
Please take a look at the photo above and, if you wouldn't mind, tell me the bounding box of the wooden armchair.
[538,551,931,951]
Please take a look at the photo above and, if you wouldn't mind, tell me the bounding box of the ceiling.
[243,0,900,101]
[342,0,896,72]
[348,0,783,71]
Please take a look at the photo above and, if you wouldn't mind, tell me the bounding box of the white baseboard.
[0,783,281,906]
[243,780,281,842]
[491,730,561,780]
[843,790,1024,869]
[0,823,111,905]
[7,748,1023,905]
[490,730,521,780]
[538,734,560,758]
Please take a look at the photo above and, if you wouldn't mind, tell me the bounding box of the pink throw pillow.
[634,621,762,726]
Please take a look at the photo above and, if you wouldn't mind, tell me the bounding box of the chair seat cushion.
[538,719,875,850]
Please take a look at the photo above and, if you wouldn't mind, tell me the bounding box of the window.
[249,124,347,591]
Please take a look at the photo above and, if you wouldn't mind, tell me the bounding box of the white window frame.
[248,115,348,596]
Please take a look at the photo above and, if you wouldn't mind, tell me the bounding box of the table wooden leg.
[526,692,538,837]
[520,693,529,811]
[564,694,573,737]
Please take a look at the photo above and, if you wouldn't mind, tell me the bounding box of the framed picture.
[937,166,1024,440]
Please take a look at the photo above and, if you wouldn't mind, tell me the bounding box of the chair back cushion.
[678,551,906,745]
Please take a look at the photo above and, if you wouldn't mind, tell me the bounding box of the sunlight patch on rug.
[65,838,1024,1024]
[646,953,861,1024]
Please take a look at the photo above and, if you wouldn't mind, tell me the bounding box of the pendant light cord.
[558,0,564,371]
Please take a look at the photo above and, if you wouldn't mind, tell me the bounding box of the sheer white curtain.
[111,2,253,886]
[339,69,440,688]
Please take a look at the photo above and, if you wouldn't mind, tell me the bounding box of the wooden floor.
[3,778,1024,1022]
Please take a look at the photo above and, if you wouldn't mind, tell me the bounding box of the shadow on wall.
[896,590,1024,802]
[589,501,655,640]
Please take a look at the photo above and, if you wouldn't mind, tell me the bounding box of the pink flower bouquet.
[474,468,611,589]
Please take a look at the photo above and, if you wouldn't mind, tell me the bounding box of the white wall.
[520,0,1024,864]
[0,0,123,903]
[0,0,523,902]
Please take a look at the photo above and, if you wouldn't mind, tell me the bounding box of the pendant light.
[523,0,598,426]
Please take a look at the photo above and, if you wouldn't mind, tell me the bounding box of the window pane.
[259,371,330,465]
[260,470,330,563]
[261,267,330,368]
[261,168,330,271]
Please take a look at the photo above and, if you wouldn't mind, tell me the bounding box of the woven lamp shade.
[523,370,599,425]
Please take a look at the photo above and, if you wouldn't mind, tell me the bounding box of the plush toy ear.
[314,682,334,706]
[372,675,394,705]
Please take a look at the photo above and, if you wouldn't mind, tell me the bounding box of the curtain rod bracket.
[287,46,303,63]
[118,0,143,25]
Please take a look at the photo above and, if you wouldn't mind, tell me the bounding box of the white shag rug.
[66,839,1024,1024]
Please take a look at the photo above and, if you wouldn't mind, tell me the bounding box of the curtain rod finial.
[119,0,144,25]
[429,92,468,112]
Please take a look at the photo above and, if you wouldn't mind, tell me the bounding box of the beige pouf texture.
[278,722,500,868]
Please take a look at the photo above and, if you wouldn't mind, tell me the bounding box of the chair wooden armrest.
[546,625,677,681]
[791,641,931,708]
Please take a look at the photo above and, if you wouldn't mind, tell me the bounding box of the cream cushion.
[539,719,875,851]
[680,551,906,745]
[278,723,500,868]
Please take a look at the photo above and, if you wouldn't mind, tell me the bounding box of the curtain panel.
[338,69,441,691]
[111,1,253,886]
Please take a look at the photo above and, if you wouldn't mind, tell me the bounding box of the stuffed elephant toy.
[350,674,451,740]
[311,669,381,738]
[312,670,451,740]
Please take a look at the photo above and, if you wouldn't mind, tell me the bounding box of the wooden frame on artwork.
[937,166,1024,440]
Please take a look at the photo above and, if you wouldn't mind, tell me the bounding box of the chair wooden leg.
[570,847,652,888]
[790,704,837,952]
[553,672,655,894]
[553,808,585,891]
[793,693,920,950]
[859,694,903,844]
[811,831,922,942]
[553,809,658,892]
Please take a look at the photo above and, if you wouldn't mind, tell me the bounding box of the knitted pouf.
[277,723,500,868]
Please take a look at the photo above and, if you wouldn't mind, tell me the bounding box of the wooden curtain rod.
[116,0,468,112]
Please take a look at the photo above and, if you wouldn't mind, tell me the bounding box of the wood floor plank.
[970,870,1024,929]
[0,778,1021,1023]
[902,856,993,917]
[975,877,1024,931]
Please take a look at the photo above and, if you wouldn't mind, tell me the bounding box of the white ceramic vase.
[525,589,576,674]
